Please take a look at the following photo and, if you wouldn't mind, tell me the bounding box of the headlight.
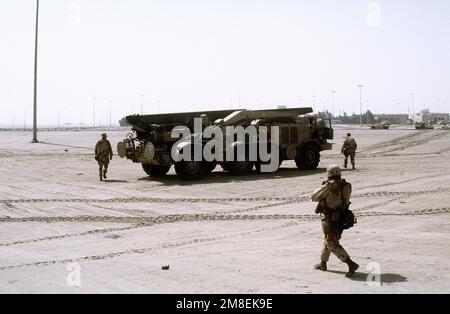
[117,141,127,158]
[144,142,155,161]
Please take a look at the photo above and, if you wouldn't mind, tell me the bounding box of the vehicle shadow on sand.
[102,179,129,183]
[138,167,327,186]
[327,270,408,284]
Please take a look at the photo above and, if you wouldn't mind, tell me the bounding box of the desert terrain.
[0,127,449,293]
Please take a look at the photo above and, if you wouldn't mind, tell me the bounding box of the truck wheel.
[174,161,206,180]
[227,161,254,176]
[142,164,171,177]
[296,144,320,170]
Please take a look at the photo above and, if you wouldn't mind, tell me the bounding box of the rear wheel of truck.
[224,144,254,175]
[142,164,171,177]
[296,143,320,170]
[175,161,206,180]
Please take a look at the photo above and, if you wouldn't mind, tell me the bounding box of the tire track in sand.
[372,131,449,157]
[0,226,139,247]
[357,131,423,153]
[1,208,449,271]
[2,186,448,205]
[0,220,304,271]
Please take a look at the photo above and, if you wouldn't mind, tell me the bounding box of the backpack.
[338,181,357,231]
[340,207,357,231]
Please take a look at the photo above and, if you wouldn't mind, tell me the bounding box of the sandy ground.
[0,126,450,294]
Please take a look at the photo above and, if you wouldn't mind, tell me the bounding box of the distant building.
[277,105,287,110]
[414,109,450,123]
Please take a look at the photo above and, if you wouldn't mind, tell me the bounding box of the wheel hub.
[305,150,315,163]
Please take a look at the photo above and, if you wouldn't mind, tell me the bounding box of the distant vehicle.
[434,121,449,130]
[117,108,334,180]
[415,122,434,130]
[370,121,390,130]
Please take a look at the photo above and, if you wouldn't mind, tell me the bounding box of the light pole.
[366,98,369,125]
[92,97,96,128]
[410,93,415,121]
[31,0,40,143]
[109,99,112,127]
[331,91,336,118]
[357,85,364,127]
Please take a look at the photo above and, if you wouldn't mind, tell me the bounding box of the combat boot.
[345,259,359,278]
[103,171,107,179]
[100,175,103,181]
[314,261,327,271]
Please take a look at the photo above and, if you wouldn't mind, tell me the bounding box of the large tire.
[296,143,320,170]
[223,144,254,176]
[174,161,206,181]
[142,164,171,177]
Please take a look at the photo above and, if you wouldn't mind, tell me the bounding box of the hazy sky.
[1,0,450,126]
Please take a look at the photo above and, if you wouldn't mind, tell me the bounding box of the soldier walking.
[341,133,357,170]
[310,165,359,278]
[95,133,113,181]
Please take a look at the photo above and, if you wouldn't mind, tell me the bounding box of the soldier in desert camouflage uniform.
[341,133,357,170]
[95,133,113,181]
[310,165,359,278]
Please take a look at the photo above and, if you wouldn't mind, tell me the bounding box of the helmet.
[326,164,341,178]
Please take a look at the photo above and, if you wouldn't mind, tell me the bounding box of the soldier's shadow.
[327,270,408,284]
